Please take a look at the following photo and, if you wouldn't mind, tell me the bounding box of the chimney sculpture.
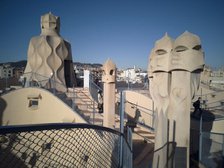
[24,12,75,92]
[149,33,173,168]
[148,31,204,168]
[102,59,116,128]
[168,31,204,167]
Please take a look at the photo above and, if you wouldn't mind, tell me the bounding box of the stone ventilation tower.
[148,31,204,168]
[102,59,116,128]
[24,12,76,92]
[168,31,204,168]
[149,33,174,168]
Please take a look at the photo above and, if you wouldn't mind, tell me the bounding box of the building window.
[28,94,42,110]
[29,99,39,109]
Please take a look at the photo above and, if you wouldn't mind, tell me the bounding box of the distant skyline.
[0,0,224,69]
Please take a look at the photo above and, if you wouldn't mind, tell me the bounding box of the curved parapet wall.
[124,90,154,129]
[0,88,86,126]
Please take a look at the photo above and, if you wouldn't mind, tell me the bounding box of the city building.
[117,66,147,83]
[201,65,224,90]
[0,64,14,79]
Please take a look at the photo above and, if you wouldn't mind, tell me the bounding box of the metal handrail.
[75,88,99,125]
[23,72,67,89]
[126,100,154,114]
[0,123,120,135]
[0,123,133,168]
[202,131,224,136]
[0,123,132,152]
[121,98,155,130]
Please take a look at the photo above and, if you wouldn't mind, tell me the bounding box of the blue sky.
[0,0,224,69]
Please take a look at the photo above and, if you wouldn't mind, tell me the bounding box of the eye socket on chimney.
[175,46,188,52]
[192,45,201,51]
[156,49,167,55]
[110,70,114,75]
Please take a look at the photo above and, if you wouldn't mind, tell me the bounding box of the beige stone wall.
[211,120,224,134]
[124,90,154,128]
[0,88,86,126]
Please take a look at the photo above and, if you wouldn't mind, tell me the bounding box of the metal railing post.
[5,74,8,90]
[199,115,203,162]
[72,85,75,110]
[119,91,125,167]
[93,101,95,124]
[152,101,155,130]
[53,72,56,95]
[222,134,224,157]
[127,127,133,168]
[120,91,125,134]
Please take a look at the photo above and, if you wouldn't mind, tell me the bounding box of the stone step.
[76,104,97,111]
[89,118,103,125]
[75,91,90,96]
[74,109,91,123]
[75,100,94,105]
[132,126,155,143]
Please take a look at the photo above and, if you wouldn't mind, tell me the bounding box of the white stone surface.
[84,70,90,88]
